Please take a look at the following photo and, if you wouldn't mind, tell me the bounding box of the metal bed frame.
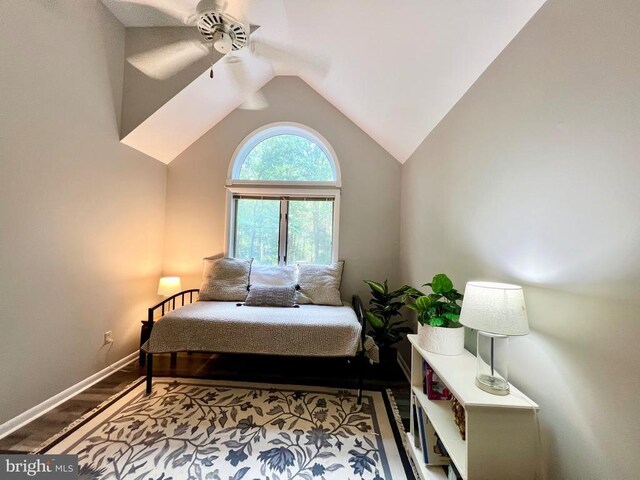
[145,291,368,404]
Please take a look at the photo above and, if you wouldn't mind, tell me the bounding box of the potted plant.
[404,273,465,355]
[363,280,413,364]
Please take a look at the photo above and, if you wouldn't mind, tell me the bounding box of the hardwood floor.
[0,352,410,453]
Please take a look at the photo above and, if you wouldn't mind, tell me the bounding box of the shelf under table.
[405,433,448,480]
[412,386,467,479]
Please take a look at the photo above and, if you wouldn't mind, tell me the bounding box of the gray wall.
[162,76,402,301]
[399,0,640,478]
[0,1,167,424]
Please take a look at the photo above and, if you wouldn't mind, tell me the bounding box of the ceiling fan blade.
[128,40,209,80]
[239,90,268,110]
[195,0,249,20]
[126,0,197,25]
[249,38,330,77]
[226,56,268,110]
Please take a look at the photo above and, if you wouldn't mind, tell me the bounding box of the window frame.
[225,123,341,264]
[225,187,341,265]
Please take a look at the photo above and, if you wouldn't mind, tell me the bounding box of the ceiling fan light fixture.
[213,31,233,54]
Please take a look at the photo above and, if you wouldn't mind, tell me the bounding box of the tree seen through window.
[238,135,334,182]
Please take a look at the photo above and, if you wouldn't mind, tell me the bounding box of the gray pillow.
[295,261,344,306]
[199,257,253,301]
[244,285,296,307]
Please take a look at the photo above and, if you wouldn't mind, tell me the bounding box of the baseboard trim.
[397,352,411,382]
[0,351,138,440]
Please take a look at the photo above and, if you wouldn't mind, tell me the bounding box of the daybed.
[143,259,368,403]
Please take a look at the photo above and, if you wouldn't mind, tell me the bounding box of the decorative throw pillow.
[244,285,296,307]
[295,261,344,306]
[199,257,253,301]
[250,265,296,287]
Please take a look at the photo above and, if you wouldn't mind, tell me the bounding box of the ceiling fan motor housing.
[197,10,248,54]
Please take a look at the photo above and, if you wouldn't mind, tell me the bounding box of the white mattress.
[145,301,362,358]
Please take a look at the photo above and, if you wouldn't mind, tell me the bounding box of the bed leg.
[357,354,365,405]
[146,353,153,394]
[170,352,177,369]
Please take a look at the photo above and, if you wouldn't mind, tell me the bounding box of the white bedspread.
[144,301,362,358]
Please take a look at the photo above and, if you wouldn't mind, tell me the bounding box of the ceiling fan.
[126,0,329,110]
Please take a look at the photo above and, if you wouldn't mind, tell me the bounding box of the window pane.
[287,200,333,264]
[238,135,334,182]
[234,198,280,265]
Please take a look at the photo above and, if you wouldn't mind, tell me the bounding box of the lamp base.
[476,374,510,395]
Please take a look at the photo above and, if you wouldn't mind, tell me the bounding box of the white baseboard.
[0,351,138,440]
[397,352,411,382]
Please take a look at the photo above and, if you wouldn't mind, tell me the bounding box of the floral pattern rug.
[37,378,412,480]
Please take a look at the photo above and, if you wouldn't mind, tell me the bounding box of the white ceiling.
[102,0,546,163]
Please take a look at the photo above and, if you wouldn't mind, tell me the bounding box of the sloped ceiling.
[102,0,546,163]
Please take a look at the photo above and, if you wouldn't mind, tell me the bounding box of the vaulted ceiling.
[101,0,546,164]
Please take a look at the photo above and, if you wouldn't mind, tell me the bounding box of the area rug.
[36,378,414,480]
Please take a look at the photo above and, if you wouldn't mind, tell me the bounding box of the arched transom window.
[226,123,340,266]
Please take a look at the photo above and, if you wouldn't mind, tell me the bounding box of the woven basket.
[451,396,466,440]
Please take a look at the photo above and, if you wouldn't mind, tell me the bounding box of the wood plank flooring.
[0,352,410,453]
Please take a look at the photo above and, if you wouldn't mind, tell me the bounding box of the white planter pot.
[418,325,465,355]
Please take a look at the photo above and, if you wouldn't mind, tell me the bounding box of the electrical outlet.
[104,331,113,345]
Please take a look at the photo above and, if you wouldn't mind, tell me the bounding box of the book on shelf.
[416,404,429,463]
[435,437,448,459]
[411,393,421,450]
[413,395,450,467]
[423,359,452,400]
[447,461,463,480]
[420,408,450,466]
[422,359,427,393]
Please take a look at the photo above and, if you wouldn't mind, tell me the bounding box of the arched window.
[228,123,340,185]
[226,123,340,266]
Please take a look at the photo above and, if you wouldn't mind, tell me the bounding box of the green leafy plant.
[404,274,464,328]
[363,280,414,349]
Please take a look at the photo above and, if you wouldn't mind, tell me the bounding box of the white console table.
[406,334,539,480]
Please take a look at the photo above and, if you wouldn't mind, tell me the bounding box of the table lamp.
[158,276,182,297]
[459,282,529,395]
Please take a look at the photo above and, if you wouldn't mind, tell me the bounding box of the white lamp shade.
[459,282,529,336]
[158,276,182,297]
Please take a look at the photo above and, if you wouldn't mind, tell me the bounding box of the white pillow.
[199,257,253,301]
[250,265,296,287]
[295,261,344,306]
